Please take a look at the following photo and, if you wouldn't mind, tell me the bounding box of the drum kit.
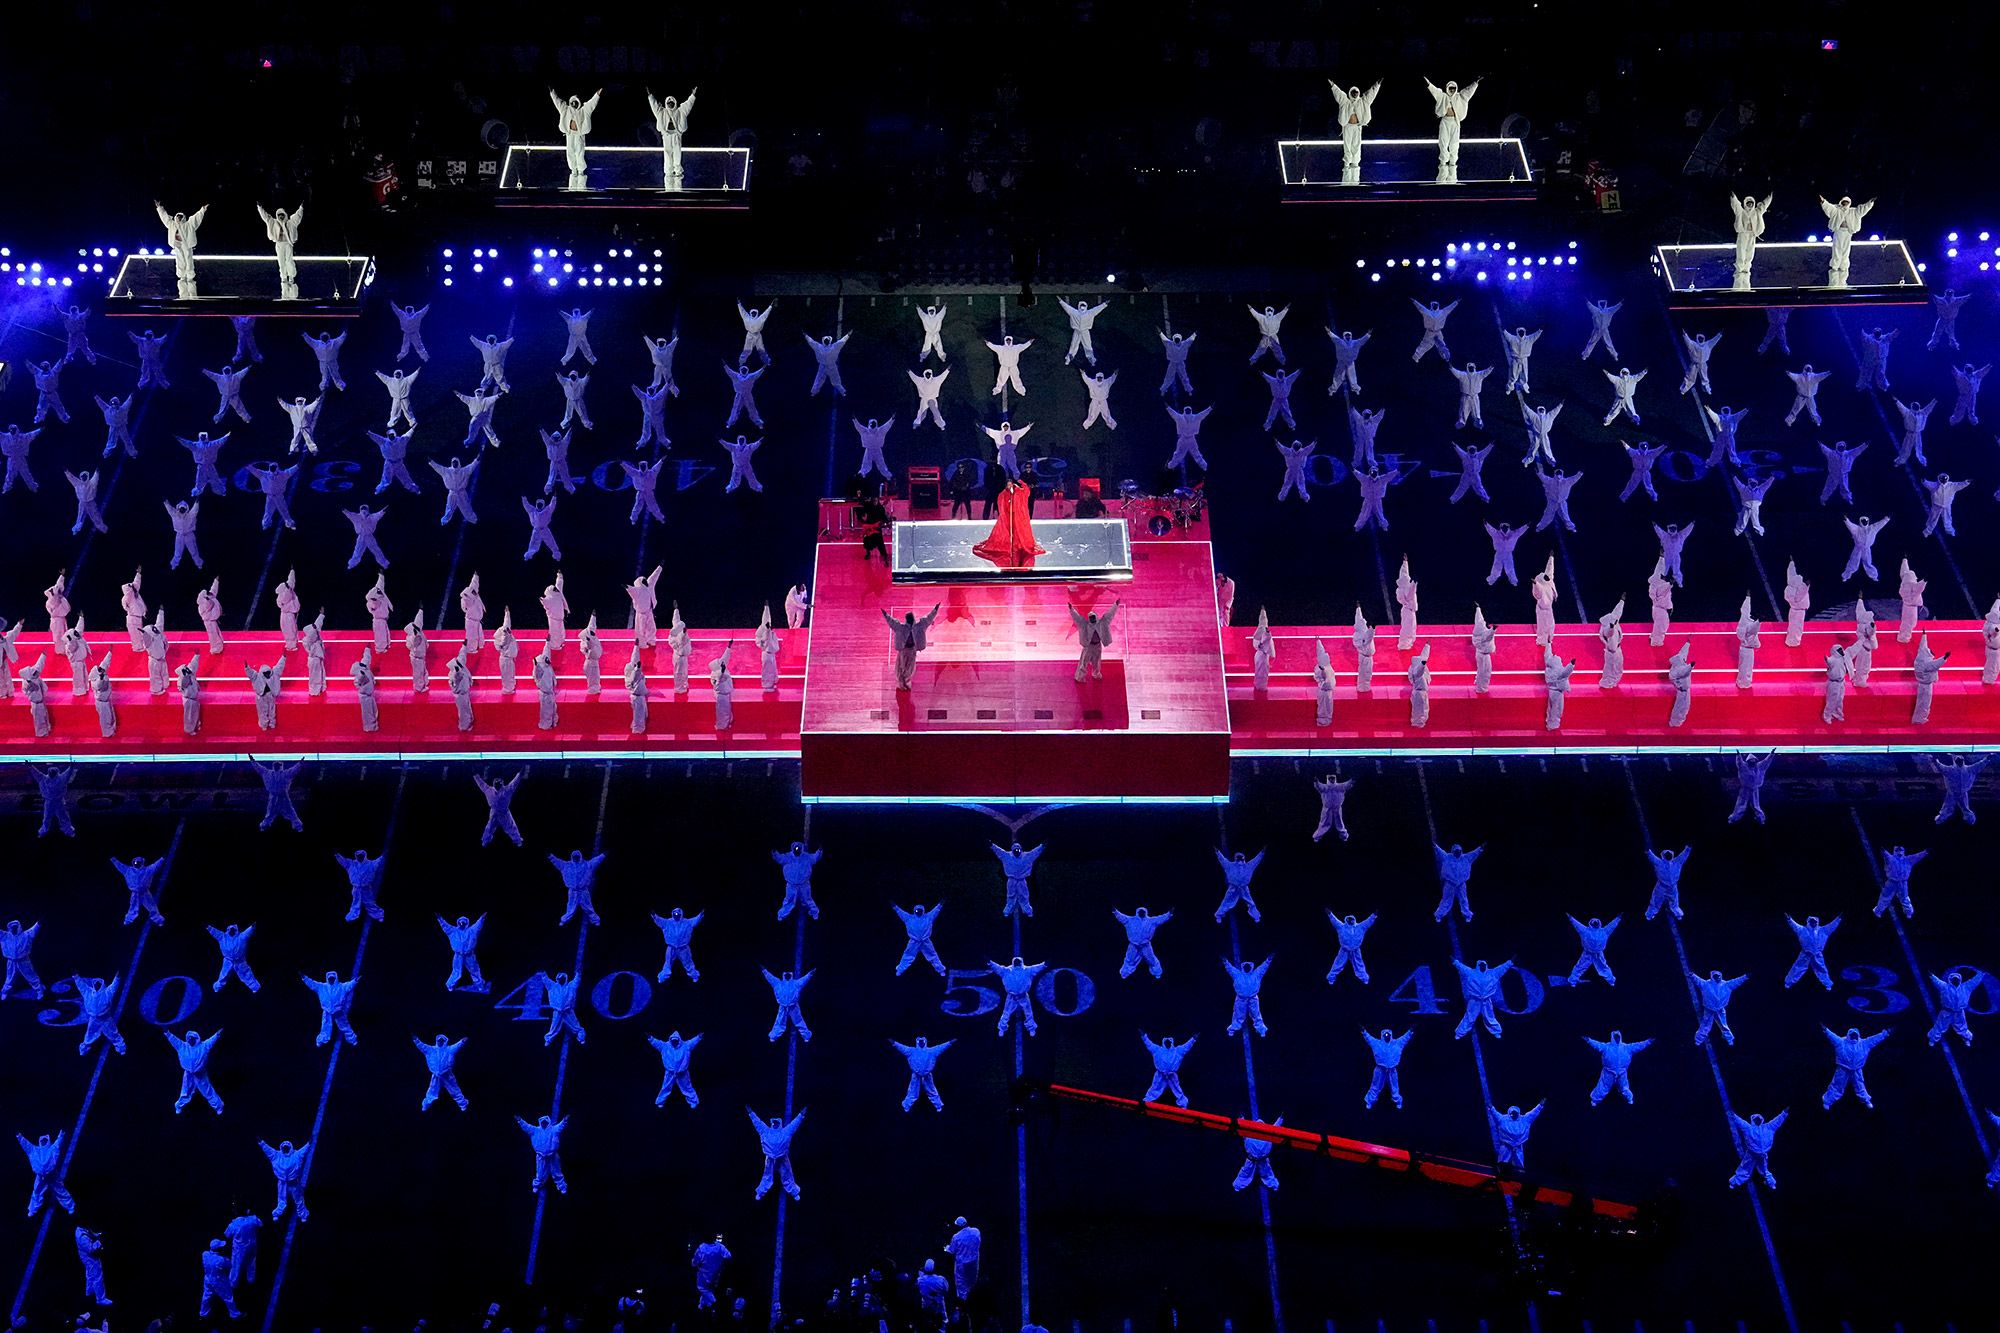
[1117,480,1205,535]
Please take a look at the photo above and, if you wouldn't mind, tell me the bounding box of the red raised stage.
[799,509,1232,801]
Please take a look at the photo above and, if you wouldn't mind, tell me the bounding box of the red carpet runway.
[1226,619,1997,752]
[7,565,1996,790]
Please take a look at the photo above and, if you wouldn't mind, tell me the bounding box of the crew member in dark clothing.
[858,492,891,564]
[948,460,978,519]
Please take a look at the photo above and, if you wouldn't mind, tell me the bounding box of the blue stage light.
[1446,258,1458,268]
[1567,256,1577,265]
[534,263,544,274]
[503,277,514,287]
[624,277,634,286]
[443,277,453,286]
[1369,273,1380,283]
[1949,231,1960,242]
[1982,231,1992,242]
[1506,271,1517,281]
[473,248,483,258]
[1507,257,1516,266]
[1806,233,1817,242]
[1522,269,1534,280]
[534,248,544,258]
[1476,242,1488,251]
[443,264,452,272]
[592,263,603,273]
[563,263,574,273]
[1430,272,1441,282]
[60,277,71,286]
[653,249,663,257]
[29,262,40,272]
[1918,262,1928,273]
[1568,241,1578,249]
[1355,259,1365,268]
[1447,243,1457,252]
[1416,258,1426,268]
[1476,271,1488,281]
[1948,248,1959,258]
[548,277,559,287]
[624,249,634,259]
[1506,241,1516,251]
[91,248,102,257]
[1984,262,1993,272]
[472,263,483,273]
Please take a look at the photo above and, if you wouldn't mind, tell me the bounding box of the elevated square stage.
[497,145,751,210]
[891,518,1133,583]
[1279,138,1534,203]
[1654,240,1926,310]
[107,254,375,317]
[801,530,1230,802]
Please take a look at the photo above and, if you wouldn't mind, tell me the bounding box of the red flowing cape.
[971,483,1045,567]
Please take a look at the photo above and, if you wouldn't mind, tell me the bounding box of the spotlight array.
[440,244,670,288]
[1352,239,1580,283]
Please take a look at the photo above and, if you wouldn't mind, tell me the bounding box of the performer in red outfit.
[972,478,1044,567]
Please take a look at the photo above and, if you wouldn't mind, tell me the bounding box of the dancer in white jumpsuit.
[1328,79,1383,180]
[1581,299,1622,362]
[256,204,303,288]
[1585,1032,1651,1105]
[1409,300,1456,363]
[1424,77,1479,182]
[917,304,949,362]
[1785,365,1830,426]
[1819,194,1875,287]
[1502,326,1540,394]
[551,88,603,184]
[1058,298,1109,366]
[1247,305,1289,366]
[1680,331,1722,394]
[649,88,697,188]
[1728,193,1772,291]
[910,368,950,429]
[155,202,208,285]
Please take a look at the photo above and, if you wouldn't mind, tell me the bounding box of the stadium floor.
[3,247,1999,1331]
[2,750,1996,1331]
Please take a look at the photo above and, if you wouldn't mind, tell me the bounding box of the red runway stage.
[1225,619,2000,753]
[0,628,804,760]
[9,512,2000,792]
